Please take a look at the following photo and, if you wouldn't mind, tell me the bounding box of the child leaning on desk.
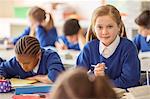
[55,18,86,51]
[0,36,65,83]
[76,4,140,89]
[11,6,58,47]
[133,10,150,52]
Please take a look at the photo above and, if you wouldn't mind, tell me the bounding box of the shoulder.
[49,26,57,32]
[134,34,144,40]
[82,39,99,52]
[85,39,99,48]
[41,48,59,58]
[0,57,18,67]
[120,37,137,51]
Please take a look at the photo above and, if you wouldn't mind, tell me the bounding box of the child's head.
[63,19,81,43]
[88,5,126,46]
[135,10,150,36]
[28,6,54,27]
[51,68,117,99]
[15,36,41,72]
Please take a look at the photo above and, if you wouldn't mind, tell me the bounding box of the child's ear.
[36,50,41,59]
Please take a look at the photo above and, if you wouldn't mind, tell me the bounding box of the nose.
[101,28,108,35]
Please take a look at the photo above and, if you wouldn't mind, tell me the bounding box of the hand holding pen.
[92,63,107,76]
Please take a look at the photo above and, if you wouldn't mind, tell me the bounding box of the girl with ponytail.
[77,4,140,89]
[12,6,58,47]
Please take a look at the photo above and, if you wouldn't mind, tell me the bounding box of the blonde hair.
[51,68,118,99]
[86,4,126,42]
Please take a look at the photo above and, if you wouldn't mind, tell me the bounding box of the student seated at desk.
[0,36,65,84]
[51,68,118,99]
[55,19,86,51]
[11,6,58,47]
[133,10,150,52]
[76,5,140,89]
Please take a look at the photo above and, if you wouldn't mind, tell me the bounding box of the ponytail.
[119,20,127,38]
[45,13,54,31]
[86,25,97,43]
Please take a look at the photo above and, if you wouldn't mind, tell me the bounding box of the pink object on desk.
[12,93,49,99]
[0,80,11,93]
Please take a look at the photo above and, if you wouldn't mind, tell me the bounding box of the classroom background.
[0,0,150,99]
[0,0,150,40]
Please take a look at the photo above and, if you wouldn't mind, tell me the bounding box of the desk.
[122,85,150,99]
[0,83,51,99]
[139,52,150,71]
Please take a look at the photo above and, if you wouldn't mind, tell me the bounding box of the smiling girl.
[76,5,140,89]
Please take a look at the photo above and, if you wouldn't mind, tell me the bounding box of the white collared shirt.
[146,35,150,43]
[33,58,41,74]
[99,35,120,58]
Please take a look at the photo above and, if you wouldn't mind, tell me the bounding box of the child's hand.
[55,42,68,50]
[94,63,106,76]
[26,75,52,84]
[0,75,5,80]
[26,76,37,80]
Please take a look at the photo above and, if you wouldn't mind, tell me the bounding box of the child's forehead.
[16,54,35,58]
[95,16,116,25]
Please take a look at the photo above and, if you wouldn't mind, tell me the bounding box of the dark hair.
[15,36,40,56]
[63,19,81,36]
[135,10,150,29]
[51,68,118,99]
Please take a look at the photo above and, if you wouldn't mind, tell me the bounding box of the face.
[66,34,78,44]
[16,53,40,72]
[138,26,150,37]
[94,15,120,46]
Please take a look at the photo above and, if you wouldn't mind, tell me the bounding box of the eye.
[107,25,113,29]
[96,25,102,29]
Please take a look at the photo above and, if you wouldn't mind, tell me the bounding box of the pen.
[91,63,107,69]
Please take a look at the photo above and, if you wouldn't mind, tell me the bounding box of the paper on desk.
[10,78,38,87]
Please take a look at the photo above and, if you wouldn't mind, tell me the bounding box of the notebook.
[10,78,38,87]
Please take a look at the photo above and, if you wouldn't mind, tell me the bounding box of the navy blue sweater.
[0,49,65,82]
[13,26,58,47]
[76,38,140,89]
[133,34,150,52]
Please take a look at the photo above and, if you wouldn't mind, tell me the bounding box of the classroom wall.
[0,0,149,39]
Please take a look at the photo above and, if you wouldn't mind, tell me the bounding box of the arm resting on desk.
[26,75,52,84]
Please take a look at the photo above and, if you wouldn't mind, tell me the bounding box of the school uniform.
[76,36,140,89]
[13,26,58,47]
[133,34,150,52]
[0,49,65,82]
[58,35,80,51]
[0,57,5,63]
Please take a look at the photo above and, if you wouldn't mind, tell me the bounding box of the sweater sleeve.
[35,26,58,47]
[46,51,65,82]
[133,35,141,52]
[0,58,18,78]
[113,46,140,89]
[76,44,91,70]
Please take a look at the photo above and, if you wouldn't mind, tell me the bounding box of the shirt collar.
[33,58,41,73]
[99,35,120,58]
[146,35,150,42]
